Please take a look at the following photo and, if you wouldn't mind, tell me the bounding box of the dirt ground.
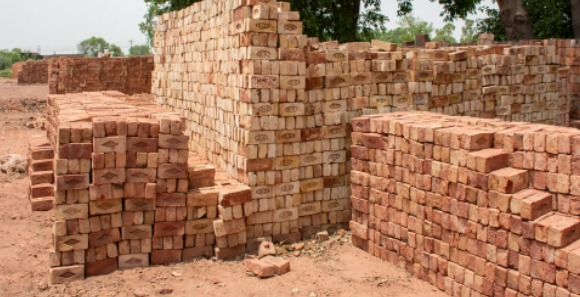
[0,78,447,297]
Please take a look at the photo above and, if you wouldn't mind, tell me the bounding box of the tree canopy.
[140,0,386,44]
[77,37,124,57]
[129,45,151,56]
[375,15,456,45]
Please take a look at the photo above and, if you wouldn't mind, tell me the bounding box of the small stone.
[258,241,276,258]
[291,288,300,295]
[316,231,329,241]
[309,293,318,297]
[293,251,301,257]
[292,242,305,250]
[158,288,173,295]
[171,271,182,277]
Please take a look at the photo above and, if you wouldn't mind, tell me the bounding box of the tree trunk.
[571,0,580,38]
[496,0,534,40]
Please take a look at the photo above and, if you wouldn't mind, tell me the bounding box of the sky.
[0,0,495,55]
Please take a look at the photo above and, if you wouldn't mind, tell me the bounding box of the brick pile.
[43,91,261,284]
[18,60,49,84]
[47,56,153,95]
[304,41,569,126]
[350,111,580,296]
[27,134,55,211]
[11,61,24,80]
[153,0,351,249]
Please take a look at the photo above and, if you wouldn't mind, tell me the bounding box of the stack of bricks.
[11,61,24,80]
[548,39,580,127]
[43,92,198,284]
[18,60,49,84]
[47,56,153,95]
[43,91,263,283]
[153,0,352,245]
[303,40,569,126]
[350,111,580,296]
[27,134,55,211]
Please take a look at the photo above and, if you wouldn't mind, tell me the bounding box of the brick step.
[488,167,529,194]
[533,212,580,248]
[510,188,553,220]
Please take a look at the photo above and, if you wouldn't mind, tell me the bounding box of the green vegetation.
[129,45,151,56]
[140,0,386,44]
[77,37,124,57]
[375,15,456,45]
[0,48,24,78]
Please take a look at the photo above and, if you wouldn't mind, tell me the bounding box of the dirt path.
[0,82,447,297]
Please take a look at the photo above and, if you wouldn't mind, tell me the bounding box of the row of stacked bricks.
[152,0,351,253]
[350,111,580,297]
[304,40,568,126]
[47,56,154,95]
[18,60,49,84]
[548,39,580,127]
[27,134,56,211]
[43,92,231,284]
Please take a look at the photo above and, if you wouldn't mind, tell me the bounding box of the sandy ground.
[0,79,447,297]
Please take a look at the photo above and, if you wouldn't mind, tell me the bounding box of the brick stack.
[153,0,352,245]
[18,60,49,84]
[548,39,580,127]
[350,111,580,297]
[11,61,24,80]
[27,134,55,211]
[48,56,153,95]
[44,92,196,284]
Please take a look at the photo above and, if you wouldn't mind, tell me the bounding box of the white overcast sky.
[0,0,494,55]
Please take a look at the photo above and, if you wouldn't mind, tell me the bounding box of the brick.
[151,250,182,265]
[86,258,117,277]
[245,258,276,278]
[510,189,552,220]
[49,265,85,284]
[118,254,149,269]
[488,168,529,194]
[468,149,509,173]
[261,256,291,275]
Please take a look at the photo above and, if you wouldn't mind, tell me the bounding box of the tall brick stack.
[153,0,354,245]
[351,111,580,297]
[47,56,153,95]
[41,91,263,283]
[18,60,49,84]
[11,61,25,80]
[27,134,55,211]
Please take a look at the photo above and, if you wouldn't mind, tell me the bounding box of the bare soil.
[0,80,446,297]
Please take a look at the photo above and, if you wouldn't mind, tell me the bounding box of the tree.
[375,15,433,45]
[140,0,386,43]
[433,23,456,43]
[572,0,580,38]
[478,0,573,41]
[0,48,24,78]
[130,45,151,56]
[397,0,535,40]
[108,44,124,57]
[288,0,386,42]
[460,19,478,43]
[78,37,110,57]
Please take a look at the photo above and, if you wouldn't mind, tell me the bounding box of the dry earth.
[0,78,447,297]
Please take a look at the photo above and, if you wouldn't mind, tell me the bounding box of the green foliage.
[78,37,110,57]
[375,15,454,44]
[397,0,481,21]
[108,44,124,57]
[376,15,433,44]
[460,19,478,43]
[0,48,23,74]
[477,0,573,41]
[434,22,456,43]
[129,45,151,56]
[140,0,386,44]
[0,69,12,78]
[289,0,386,42]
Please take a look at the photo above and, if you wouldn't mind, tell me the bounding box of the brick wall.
[351,111,580,296]
[18,60,49,84]
[11,61,25,80]
[47,56,154,95]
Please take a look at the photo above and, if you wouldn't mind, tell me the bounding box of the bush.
[0,69,12,78]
